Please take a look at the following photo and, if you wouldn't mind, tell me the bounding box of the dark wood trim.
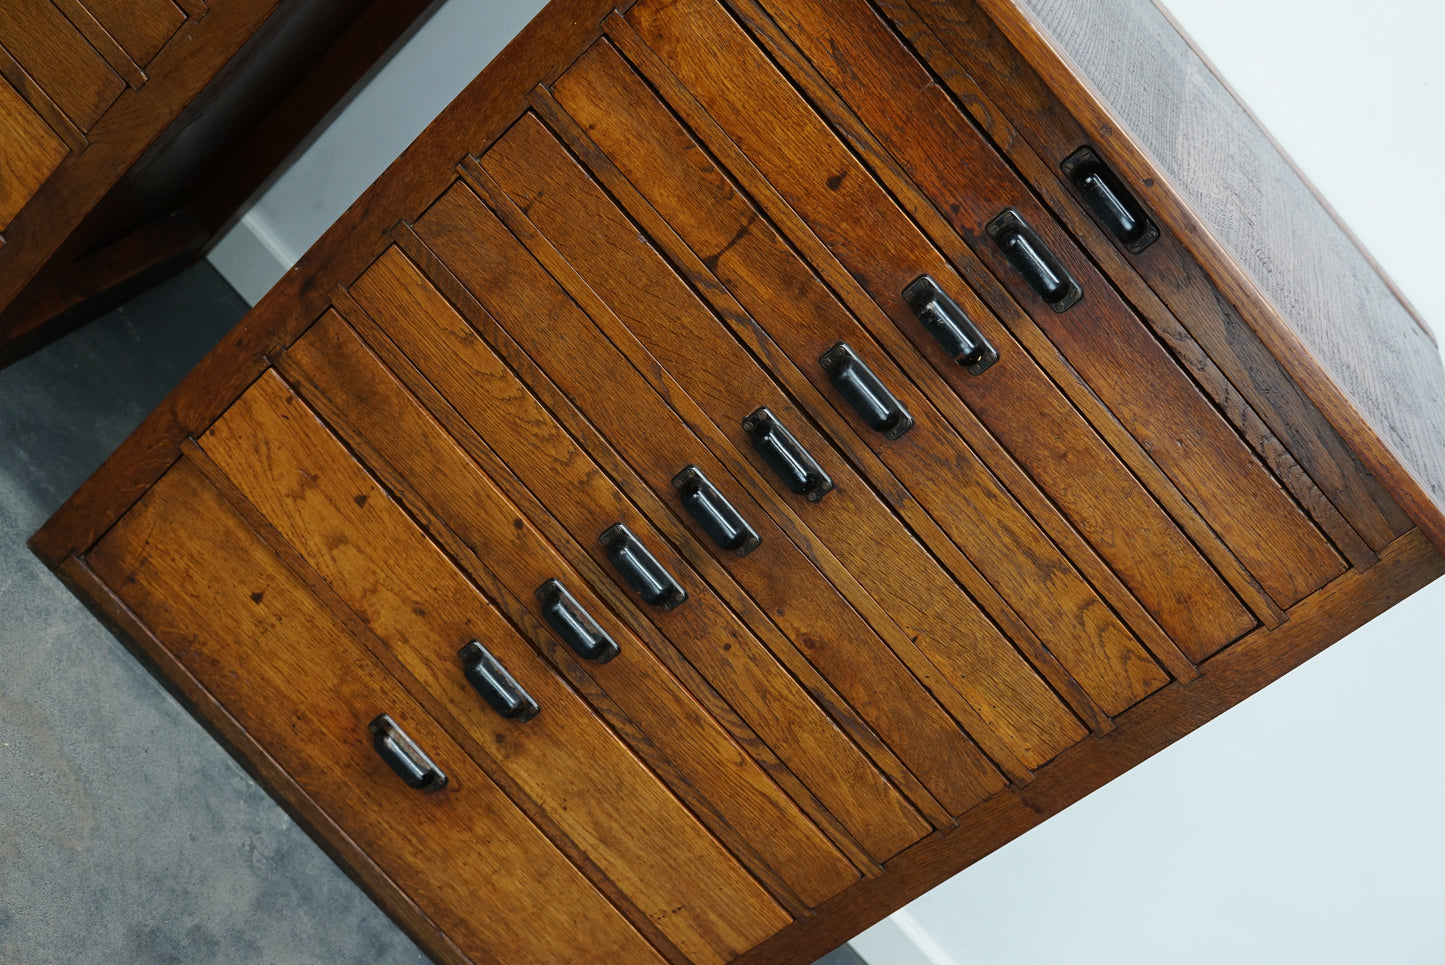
[0,208,208,368]
[55,553,471,965]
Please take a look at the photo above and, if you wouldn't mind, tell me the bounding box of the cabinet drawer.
[80,0,186,67]
[87,456,665,965]
[620,0,1345,623]
[345,245,942,861]
[0,0,123,131]
[279,307,860,911]
[0,75,67,231]
[196,369,791,963]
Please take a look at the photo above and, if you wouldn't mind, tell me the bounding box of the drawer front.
[80,0,186,67]
[0,0,124,131]
[410,183,1091,776]
[879,0,1416,558]
[0,74,67,231]
[620,0,1345,614]
[87,456,665,965]
[522,45,1178,718]
[197,370,790,963]
[280,307,860,911]
[345,246,941,862]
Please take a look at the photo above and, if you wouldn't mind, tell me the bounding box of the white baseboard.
[205,209,297,307]
[848,912,961,965]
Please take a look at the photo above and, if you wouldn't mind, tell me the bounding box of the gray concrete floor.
[0,264,864,965]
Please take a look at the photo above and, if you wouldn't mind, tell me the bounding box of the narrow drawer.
[878,0,1416,558]
[280,306,860,911]
[0,75,67,231]
[533,41,1184,715]
[627,0,1346,626]
[345,245,940,863]
[0,0,123,131]
[80,0,186,67]
[87,456,666,965]
[197,369,790,964]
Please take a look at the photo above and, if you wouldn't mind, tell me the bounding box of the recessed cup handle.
[901,275,999,375]
[600,523,687,610]
[819,342,913,439]
[458,641,540,721]
[741,407,833,502]
[368,714,447,792]
[536,579,619,663]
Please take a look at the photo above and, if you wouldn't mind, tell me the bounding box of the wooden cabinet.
[0,0,435,367]
[33,0,1445,962]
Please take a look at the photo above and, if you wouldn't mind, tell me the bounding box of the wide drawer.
[87,455,666,965]
[0,0,124,132]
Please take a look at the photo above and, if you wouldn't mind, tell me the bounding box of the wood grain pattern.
[484,110,1167,731]
[80,0,186,67]
[610,3,1274,647]
[87,456,666,965]
[0,75,66,231]
[981,0,1445,554]
[282,308,859,911]
[201,370,787,963]
[27,0,619,563]
[640,0,1343,611]
[52,0,146,91]
[0,0,124,130]
[886,0,1414,557]
[349,245,936,863]
[545,42,1206,686]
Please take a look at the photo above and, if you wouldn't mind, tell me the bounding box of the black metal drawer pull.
[1061,146,1158,252]
[536,579,619,663]
[741,406,833,502]
[819,342,913,439]
[901,275,999,375]
[673,465,760,556]
[986,209,1083,311]
[458,641,540,721]
[600,523,687,610]
[368,714,448,792]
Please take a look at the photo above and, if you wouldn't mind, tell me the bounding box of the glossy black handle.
[600,523,687,610]
[673,465,760,556]
[741,406,833,502]
[986,209,1083,311]
[1061,146,1158,252]
[368,714,447,792]
[457,641,540,721]
[819,343,913,439]
[536,579,619,662]
[901,275,999,375]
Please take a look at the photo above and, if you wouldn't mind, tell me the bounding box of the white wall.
[208,2,1445,962]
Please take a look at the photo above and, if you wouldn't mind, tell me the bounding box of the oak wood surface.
[87,456,666,965]
[57,554,474,965]
[885,0,1413,559]
[483,110,1168,731]
[606,4,1290,643]
[201,370,787,964]
[80,0,187,67]
[546,40,1208,685]
[0,0,124,131]
[0,75,67,231]
[281,309,857,913]
[349,245,937,863]
[27,0,623,566]
[977,0,1445,555]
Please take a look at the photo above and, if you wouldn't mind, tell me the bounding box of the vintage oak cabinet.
[33,0,1445,962]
